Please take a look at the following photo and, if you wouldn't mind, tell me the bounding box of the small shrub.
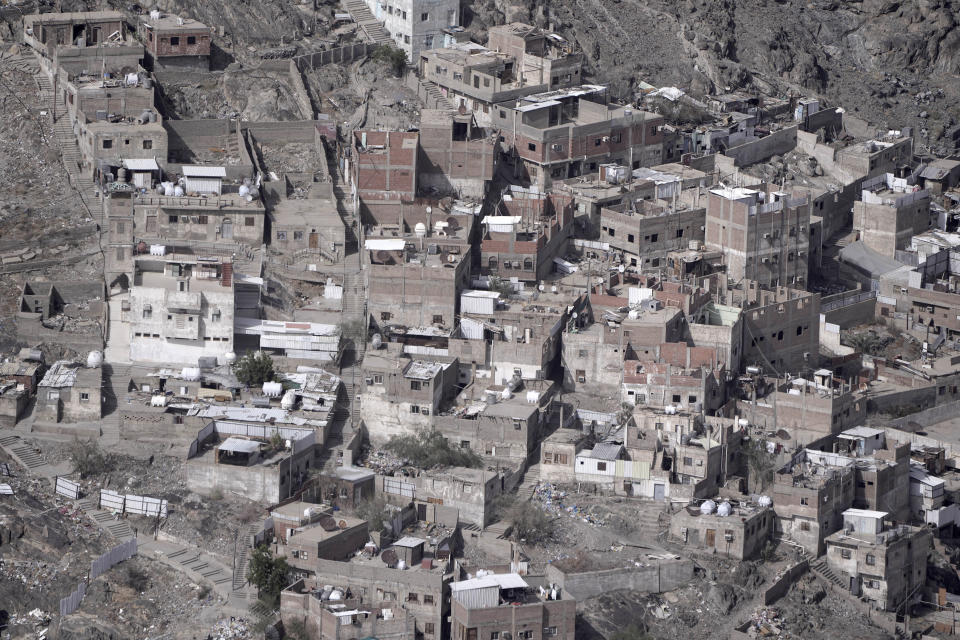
[370,44,407,76]
[384,429,482,469]
[505,500,555,544]
[354,495,392,531]
[68,438,112,479]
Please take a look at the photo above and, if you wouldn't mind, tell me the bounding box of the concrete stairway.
[419,77,455,109]
[0,434,58,480]
[231,523,261,591]
[343,0,393,46]
[139,535,241,600]
[37,72,100,214]
[515,463,542,501]
[810,557,846,590]
[77,495,136,540]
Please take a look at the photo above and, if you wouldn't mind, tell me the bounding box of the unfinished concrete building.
[823,509,931,611]
[35,360,102,424]
[735,280,820,375]
[138,12,211,70]
[491,85,664,190]
[853,171,932,258]
[353,130,419,217]
[24,11,127,58]
[479,190,575,283]
[377,466,502,527]
[417,109,497,199]
[704,185,811,288]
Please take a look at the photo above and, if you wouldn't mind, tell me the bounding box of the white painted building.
[127,256,235,364]
[366,0,460,61]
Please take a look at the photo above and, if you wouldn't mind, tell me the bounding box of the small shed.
[182,165,225,195]
[390,536,425,566]
[122,158,160,189]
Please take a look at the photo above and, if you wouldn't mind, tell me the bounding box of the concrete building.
[126,253,235,364]
[282,515,370,569]
[35,360,102,423]
[735,281,820,375]
[307,541,453,640]
[835,134,914,182]
[353,130,419,213]
[622,342,727,414]
[418,23,583,126]
[312,467,377,512]
[268,181,346,265]
[365,0,459,61]
[823,509,931,611]
[281,577,417,640]
[853,171,931,258]
[417,109,497,199]
[377,466,502,527]
[669,500,774,559]
[24,11,127,58]
[479,190,575,283]
[184,421,321,503]
[688,302,744,375]
[491,85,663,191]
[920,158,960,196]
[450,573,576,640]
[138,12,211,70]
[539,428,591,483]
[599,190,706,271]
[704,185,811,288]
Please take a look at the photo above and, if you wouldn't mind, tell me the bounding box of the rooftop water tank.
[717,501,732,517]
[700,500,716,515]
[414,222,427,237]
[86,351,103,368]
[224,352,237,365]
[281,389,297,410]
[757,495,773,508]
[263,381,283,397]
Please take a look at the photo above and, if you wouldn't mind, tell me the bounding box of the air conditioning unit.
[724,532,734,542]
[551,144,562,152]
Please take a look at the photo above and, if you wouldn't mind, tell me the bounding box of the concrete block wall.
[545,559,693,600]
[724,126,798,168]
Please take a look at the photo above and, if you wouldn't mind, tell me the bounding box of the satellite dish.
[382,549,399,567]
[319,516,339,531]
[338,519,348,529]
[572,312,578,319]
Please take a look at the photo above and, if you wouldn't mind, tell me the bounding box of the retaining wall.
[724,125,798,167]
[545,559,693,600]
[763,560,808,605]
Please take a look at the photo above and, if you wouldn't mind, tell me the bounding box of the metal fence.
[100,489,125,512]
[90,538,137,581]
[55,476,81,500]
[59,582,85,616]
[99,489,167,517]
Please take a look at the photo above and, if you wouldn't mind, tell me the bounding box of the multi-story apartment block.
[600,193,706,271]
[733,281,820,375]
[365,0,459,61]
[450,573,576,640]
[491,85,663,190]
[704,185,811,288]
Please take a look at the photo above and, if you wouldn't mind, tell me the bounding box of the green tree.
[233,351,275,387]
[370,44,407,76]
[384,429,482,469]
[247,545,291,606]
[68,438,112,478]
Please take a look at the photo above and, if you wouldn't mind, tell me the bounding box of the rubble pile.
[531,481,608,526]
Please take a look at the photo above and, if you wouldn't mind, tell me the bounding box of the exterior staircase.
[343,0,393,46]
[810,556,847,590]
[232,523,261,591]
[77,495,135,540]
[419,76,455,109]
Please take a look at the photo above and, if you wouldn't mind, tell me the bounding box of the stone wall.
[545,559,693,600]
[724,126,798,168]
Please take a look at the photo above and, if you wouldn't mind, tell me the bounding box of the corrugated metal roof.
[182,165,226,177]
[122,158,160,171]
[38,361,79,389]
[219,437,261,454]
[589,443,623,460]
[392,536,426,548]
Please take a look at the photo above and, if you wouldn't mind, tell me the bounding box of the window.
[187,35,197,45]
[424,624,435,636]
[115,246,125,261]
[404,35,410,44]
[484,77,490,87]
[381,312,392,321]
[245,217,255,226]
[410,405,421,414]
[293,231,303,240]
[672,394,681,403]
[595,138,602,146]
[80,392,90,403]
[373,375,383,384]
[421,12,429,20]
[423,594,434,605]
[170,36,180,45]
[407,592,419,603]
[608,227,615,237]
[688,395,697,403]
[143,139,153,150]
[169,214,179,223]
[544,628,558,637]
[102,139,113,149]
[650,233,658,243]
[276,231,287,240]
[142,305,152,319]
[597,462,607,471]
[432,314,443,324]
[799,521,810,531]
[797,325,803,336]
[865,554,876,565]
[411,381,422,391]
[492,633,500,640]
[528,142,537,151]
[683,456,693,466]
[628,233,635,243]
[499,110,506,119]
[840,549,852,559]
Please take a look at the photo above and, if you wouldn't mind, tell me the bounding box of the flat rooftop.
[141,14,209,32]
[134,270,231,294]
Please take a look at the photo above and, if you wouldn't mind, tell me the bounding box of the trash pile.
[741,607,786,639]
[531,481,607,527]
[209,617,252,640]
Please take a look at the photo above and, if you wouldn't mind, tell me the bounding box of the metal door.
[654,483,665,501]
[705,529,715,547]
[309,233,318,249]
[222,218,233,239]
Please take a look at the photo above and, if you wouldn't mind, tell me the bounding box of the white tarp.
[365,238,407,251]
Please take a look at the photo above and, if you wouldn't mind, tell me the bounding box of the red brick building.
[352,130,419,221]
[139,13,211,70]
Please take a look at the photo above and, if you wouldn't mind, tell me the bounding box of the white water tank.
[238,184,251,197]
[664,405,676,415]
[181,367,201,381]
[414,222,427,237]
[173,185,185,197]
[700,500,716,515]
[717,501,732,517]
[262,381,283,397]
[281,389,297,410]
[224,352,237,365]
[86,351,103,368]
[398,560,407,570]
[757,495,773,508]
[328,590,342,601]
[371,333,383,349]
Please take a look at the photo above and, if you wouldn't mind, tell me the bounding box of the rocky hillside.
[468,0,960,152]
